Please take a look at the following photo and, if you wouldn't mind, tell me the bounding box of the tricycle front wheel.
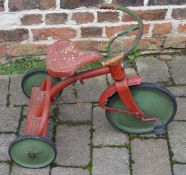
[9,136,57,169]
[105,82,177,134]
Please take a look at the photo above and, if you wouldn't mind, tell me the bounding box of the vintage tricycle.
[9,4,177,168]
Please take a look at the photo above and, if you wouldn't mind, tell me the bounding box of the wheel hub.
[28,152,37,159]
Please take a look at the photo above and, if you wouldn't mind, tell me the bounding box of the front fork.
[99,63,159,122]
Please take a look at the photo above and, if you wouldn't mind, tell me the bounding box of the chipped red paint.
[46,40,101,77]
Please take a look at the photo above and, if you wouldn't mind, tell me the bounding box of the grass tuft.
[84,161,92,173]
[62,120,92,126]
[77,61,102,72]
[0,56,45,75]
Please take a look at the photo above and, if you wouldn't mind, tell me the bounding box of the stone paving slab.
[138,133,159,138]
[56,125,90,166]
[131,138,172,175]
[168,56,186,85]
[168,122,186,162]
[11,165,50,175]
[136,56,169,83]
[59,103,92,121]
[0,76,9,105]
[0,134,16,160]
[0,107,20,132]
[93,107,128,146]
[0,163,9,175]
[51,167,89,175]
[61,85,76,103]
[168,86,186,97]
[9,75,28,105]
[173,98,186,120]
[173,164,186,175]
[76,75,107,102]
[92,147,129,175]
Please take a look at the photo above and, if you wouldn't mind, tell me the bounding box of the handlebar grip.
[101,53,124,67]
[99,3,117,10]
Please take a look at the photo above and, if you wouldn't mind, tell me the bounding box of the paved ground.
[0,55,186,175]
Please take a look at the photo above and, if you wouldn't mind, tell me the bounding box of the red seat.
[46,40,101,77]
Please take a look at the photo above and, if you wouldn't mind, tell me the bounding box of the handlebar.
[100,3,143,66]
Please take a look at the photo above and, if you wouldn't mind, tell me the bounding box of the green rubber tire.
[21,68,62,98]
[9,136,56,169]
[106,83,177,134]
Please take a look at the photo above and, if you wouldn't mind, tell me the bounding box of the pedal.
[153,121,166,136]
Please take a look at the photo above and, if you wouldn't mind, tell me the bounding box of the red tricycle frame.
[25,63,159,137]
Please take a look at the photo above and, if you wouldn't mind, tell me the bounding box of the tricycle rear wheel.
[9,136,56,168]
[21,68,62,98]
[105,82,177,135]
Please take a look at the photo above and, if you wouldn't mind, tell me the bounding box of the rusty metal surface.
[46,40,101,77]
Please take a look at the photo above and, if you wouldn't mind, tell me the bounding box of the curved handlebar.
[100,3,143,66]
